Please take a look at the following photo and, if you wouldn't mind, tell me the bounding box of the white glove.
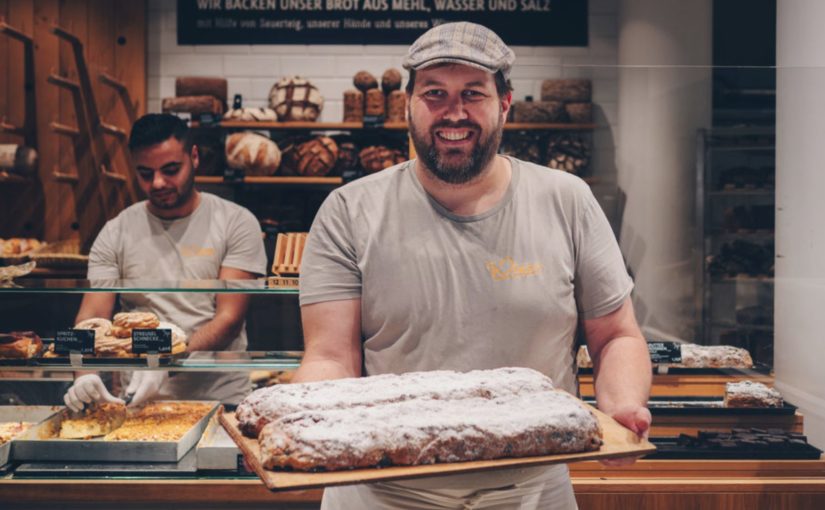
[125,371,169,407]
[64,374,124,412]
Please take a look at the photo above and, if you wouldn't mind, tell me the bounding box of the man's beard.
[149,170,195,210]
[410,112,503,185]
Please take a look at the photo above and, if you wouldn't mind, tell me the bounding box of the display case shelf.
[0,351,303,371]
[196,120,597,131]
[0,278,299,294]
[194,175,342,186]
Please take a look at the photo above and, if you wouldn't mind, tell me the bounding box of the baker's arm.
[292,298,362,383]
[75,293,117,325]
[583,297,652,443]
[186,266,255,352]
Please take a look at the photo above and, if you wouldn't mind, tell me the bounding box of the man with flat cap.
[294,22,652,509]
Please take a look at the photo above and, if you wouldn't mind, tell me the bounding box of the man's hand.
[125,371,168,406]
[64,374,125,412]
[601,404,652,467]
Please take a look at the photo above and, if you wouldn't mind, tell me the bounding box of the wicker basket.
[30,239,89,269]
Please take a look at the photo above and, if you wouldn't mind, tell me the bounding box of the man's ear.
[500,91,513,121]
[190,144,200,170]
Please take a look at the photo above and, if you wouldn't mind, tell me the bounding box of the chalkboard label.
[648,341,682,364]
[362,115,384,129]
[54,329,96,355]
[223,166,245,183]
[132,329,172,354]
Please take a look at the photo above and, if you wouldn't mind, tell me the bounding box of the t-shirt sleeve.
[299,190,361,306]
[222,208,268,276]
[572,181,634,319]
[87,220,122,280]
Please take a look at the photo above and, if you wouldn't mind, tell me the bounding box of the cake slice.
[59,403,127,439]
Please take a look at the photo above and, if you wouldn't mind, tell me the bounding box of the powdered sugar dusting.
[680,344,753,368]
[725,380,783,407]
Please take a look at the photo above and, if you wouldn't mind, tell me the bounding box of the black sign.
[178,0,587,46]
[132,329,173,354]
[647,341,682,364]
[54,329,96,355]
[223,166,245,183]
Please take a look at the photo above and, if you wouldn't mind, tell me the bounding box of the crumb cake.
[0,422,33,444]
[259,389,603,471]
[725,381,783,408]
[59,403,127,439]
[104,401,212,441]
[679,344,753,368]
[236,367,557,438]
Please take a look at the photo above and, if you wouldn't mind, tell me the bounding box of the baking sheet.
[13,447,198,477]
[220,404,656,492]
[648,436,823,460]
[0,405,61,466]
[196,407,244,472]
[583,396,797,416]
[12,400,219,463]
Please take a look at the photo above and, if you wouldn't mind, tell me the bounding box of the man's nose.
[152,172,166,189]
[442,96,469,122]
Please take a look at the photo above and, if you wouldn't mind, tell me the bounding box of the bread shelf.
[194,120,596,131]
[0,171,29,184]
[195,175,342,185]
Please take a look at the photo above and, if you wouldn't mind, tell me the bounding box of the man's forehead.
[415,64,495,85]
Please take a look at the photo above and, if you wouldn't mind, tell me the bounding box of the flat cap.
[402,22,515,80]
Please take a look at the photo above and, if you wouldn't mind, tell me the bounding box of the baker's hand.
[600,405,652,467]
[64,374,124,412]
[125,371,168,407]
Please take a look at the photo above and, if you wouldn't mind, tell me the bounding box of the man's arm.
[75,293,117,324]
[186,266,255,352]
[292,298,362,383]
[583,297,652,438]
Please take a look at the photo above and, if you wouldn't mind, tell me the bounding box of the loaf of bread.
[0,331,43,359]
[511,101,565,123]
[365,88,385,117]
[359,145,405,174]
[680,344,753,369]
[249,368,602,472]
[565,102,593,123]
[343,90,364,122]
[223,107,278,122]
[541,79,592,102]
[353,70,379,92]
[381,68,403,93]
[725,381,783,408]
[237,367,555,438]
[268,76,324,122]
[175,77,228,107]
[0,238,42,256]
[225,132,282,176]
[283,137,338,177]
[161,95,224,116]
[386,90,406,123]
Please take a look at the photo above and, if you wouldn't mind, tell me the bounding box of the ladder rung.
[52,170,79,184]
[99,72,127,92]
[0,120,24,136]
[48,73,80,91]
[0,21,33,43]
[100,122,126,138]
[51,25,81,46]
[50,122,80,137]
[101,165,127,183]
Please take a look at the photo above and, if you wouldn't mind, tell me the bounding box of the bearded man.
[295,21,652,510]
[63,113,267,411]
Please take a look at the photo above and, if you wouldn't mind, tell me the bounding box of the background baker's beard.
[149,164,196,210]
[410,112,504,185]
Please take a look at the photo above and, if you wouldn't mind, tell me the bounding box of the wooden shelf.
[195,176,343,186]
[193,120,596,131]
[0,171,28,184]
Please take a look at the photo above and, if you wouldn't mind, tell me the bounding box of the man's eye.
[163,166,181,176]
[422,89,444,98]
[138,171,153,180]
[463,90,485,99]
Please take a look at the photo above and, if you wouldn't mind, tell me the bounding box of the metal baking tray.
[0,405,61,466]
[13,448,198,477]
[648,436,823,460]
[12,400,219,463]
[196,408,245,472]
[577,362,773,376]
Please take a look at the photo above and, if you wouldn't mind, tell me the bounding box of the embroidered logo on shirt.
[485,257,543,281]
[180,245,215,258]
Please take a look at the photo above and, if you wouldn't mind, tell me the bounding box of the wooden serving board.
[219,404,656,492]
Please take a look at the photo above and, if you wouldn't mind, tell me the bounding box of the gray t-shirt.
[88,192,267,404]
[300,157,633,395]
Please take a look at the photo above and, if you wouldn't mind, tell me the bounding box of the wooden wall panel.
[0,0,146,244]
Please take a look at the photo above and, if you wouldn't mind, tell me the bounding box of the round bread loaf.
[223,107,278,122]
[359,146,405,174]
[268,76,324,122]
[225,132,282,176]
[285,137,339,177]
[381,68,403,93]
[353,71,379,92]
[332,139,359,175]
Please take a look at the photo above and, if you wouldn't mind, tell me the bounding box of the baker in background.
[294,22,652,509]
[64,113,267,411]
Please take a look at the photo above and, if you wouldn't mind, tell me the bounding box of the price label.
[223,166,245,183]
[362,115,384,129]
[647,341,682,364]
[54,329,95,355]
[132,329,172,354]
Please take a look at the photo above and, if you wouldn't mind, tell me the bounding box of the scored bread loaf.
[225,132,282,176]
[268,76,324,122]
[359,145,405,174]
[223,107,278,122]
[162,95,224,116]
[284,137,338,177]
